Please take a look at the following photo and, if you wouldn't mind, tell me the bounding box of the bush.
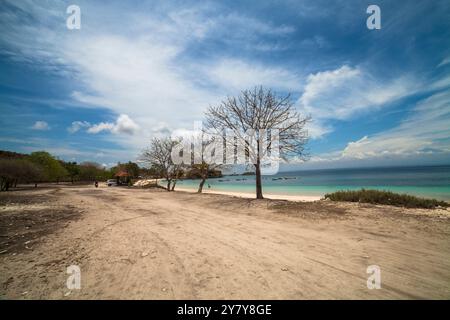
[0,158,43,191]
[324,189,449,209]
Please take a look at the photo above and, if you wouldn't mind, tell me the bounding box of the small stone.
[141,251,149,257]
[64,291,71,297]
[281,267,289,271]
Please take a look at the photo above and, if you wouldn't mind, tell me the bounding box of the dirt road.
[1,185,450,299]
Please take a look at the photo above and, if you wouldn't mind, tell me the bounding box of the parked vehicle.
[107,179,117,187]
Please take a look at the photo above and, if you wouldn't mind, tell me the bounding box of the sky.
[0,0,449,170]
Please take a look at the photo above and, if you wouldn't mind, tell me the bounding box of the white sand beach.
[175,186,322,202]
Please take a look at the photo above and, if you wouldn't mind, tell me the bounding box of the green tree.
[29,151,68,183]
[63,161,80,184]
[112,161,140,178]
[79,161,111,181]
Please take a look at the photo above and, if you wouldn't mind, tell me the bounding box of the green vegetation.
[0,150,149,191]
[324,189,449,209]
[29,151,68,183]
[0,158,43,191]
[77,161,111,182]
[110,161,140,179]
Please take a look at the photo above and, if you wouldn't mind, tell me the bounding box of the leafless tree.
[0,158,43,191]
[205,86,310,199]
[141,137,181,191]
[189,132,223,193]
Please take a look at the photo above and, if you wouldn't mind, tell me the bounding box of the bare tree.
[141,137,181,191]
[205,86,310,199]
[0,159,43,191]
[190,132,222,193]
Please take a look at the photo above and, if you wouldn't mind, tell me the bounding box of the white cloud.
[67,121,91,133]
[87,122,115,134]
[304,119,332,139]
[31,120,50,130]
[0,1,303,133]
[87,114,140,135]
[344,91,450,158]
[305,91,450,164]
[205,59,301,93]
[298,65,419,137]
[2,1,448,167]
[437,56,450,68]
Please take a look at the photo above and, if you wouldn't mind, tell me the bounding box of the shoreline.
[174,186,322,202]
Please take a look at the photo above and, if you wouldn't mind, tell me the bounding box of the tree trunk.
[166,179,171,191]
[198,178,206,193]
[255,160,263,199]
[171,180,177,191]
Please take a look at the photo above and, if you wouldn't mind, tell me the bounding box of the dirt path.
[1,185,450,299]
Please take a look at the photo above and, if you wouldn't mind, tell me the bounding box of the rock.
[141,251,149,257]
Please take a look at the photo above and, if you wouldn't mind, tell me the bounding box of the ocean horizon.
[176,165,450,201]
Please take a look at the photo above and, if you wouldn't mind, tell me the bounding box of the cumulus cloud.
[87,114,140,135]
[31,121,50,130]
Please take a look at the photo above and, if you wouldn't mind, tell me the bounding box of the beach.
[1,184,450,299]
[175,186,322,202]
[174,166,450,201]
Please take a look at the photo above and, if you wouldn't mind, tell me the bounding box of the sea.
[175,165,450,201]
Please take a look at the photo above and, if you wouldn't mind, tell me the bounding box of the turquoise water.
[175,165,450,201]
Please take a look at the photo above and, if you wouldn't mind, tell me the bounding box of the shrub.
[324,189,449,209]
[0,158,43,191]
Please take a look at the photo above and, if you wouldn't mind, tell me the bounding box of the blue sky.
[0,0,449,169]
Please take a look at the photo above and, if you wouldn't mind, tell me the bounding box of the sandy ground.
[175,186,322,201]
[1,184,450,299]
